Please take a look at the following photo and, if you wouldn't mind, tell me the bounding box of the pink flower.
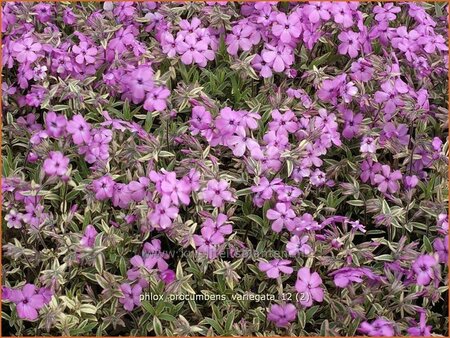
[338,31,361,58]
[304,2,331,23]
[267,303,297,328]
[433,236,448,264]
[161,32,177,57]
[161,269,176,284]
[295,267,324,307]
[359,318,395,336]
[112,183,132,208]
[373,3,401,22]
[226,24,254,55]
[227,128,259,157]
[407,312,432,336]
[266,203,296,233]
[80,224,98,248]
[360,136,377,154]
[5,209,23,229]
[193,226,224,259]
[374,79,409,117]
[143,86,170,112]
[177,35,214,67]
[13,38,42,63]
[342,109,363,139]
[331,3,354,28]
[143,239,169,271]
[272,12,301,44]
[261,44,294,73]
[128,177,150,202]
[350,58,374,82]
[190,106,212,135]
[286,235,312,256]
[72,41,97,64]
[181,169,201,192]
[202,213,233,236]
[119,283,142,311]
[9,284,45,321]
[45,112,67,138]
[258,259,293,279]
[128,66,154,103]
[200,179,234,208]
[269,109,298,135]
[252,54,273,78]
[66,114,91,145]
[160,171,191,206]
[373,165,402,194]
[17,113,41,132]
[43,151,69,177]
[127,255,157,284]
[215,107,244,136]
[148,200,179,230]
[412,254,437,286]
[92,175,115,200]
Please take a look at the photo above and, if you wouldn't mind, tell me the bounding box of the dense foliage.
[1,2,449,336]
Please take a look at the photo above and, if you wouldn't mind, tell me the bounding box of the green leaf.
[153,316,163,335]
[236,187,253,197]
[202,318,224,335]
[246,214,264,227]
[298,310,306,329]
[310,52,331,68]
[225,311,235,333]
[375,254,394,262]
[79,304,97,315]
[145,112,153,132]
[422,235,433,252]
[347,200,364,207]
[159,313,176,322]
[141,301,155,315]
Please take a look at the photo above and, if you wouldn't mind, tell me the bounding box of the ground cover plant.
[1,1,449,336]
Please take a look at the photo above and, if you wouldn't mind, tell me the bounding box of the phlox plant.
[1,1,449,337]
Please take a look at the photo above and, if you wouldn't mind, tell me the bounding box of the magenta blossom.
[143,86,170,112]
[261,44,294,73]
[338,31,361,58]
[412,254,437,286]
[295,267,324,307]
[66,114,91,145]
[5,209,23,229]
[359,318,395,336]
[8,284,46,321]
[80,224,98,248]
[272,12,301,43]
[407,312,432,336]
[227,128,259,157]
[193,226,224,259]
[258,259,293,279]
[202,213,232,236]
[119,283,142,311]
[267,303,297,328]
[148,200,179,230]
[286,235,312,256]
[43,151,69,177]
[200,179,234,208]
[266,203,296,233]
[72,41,97,64]
[433,236,448,264]
[373,164,402,194]
[160,171,191,206]
[92,175,115,201]
[45,112,67,138]
[13,38,42,63]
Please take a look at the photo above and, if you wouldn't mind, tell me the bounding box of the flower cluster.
[1,2,448,337]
